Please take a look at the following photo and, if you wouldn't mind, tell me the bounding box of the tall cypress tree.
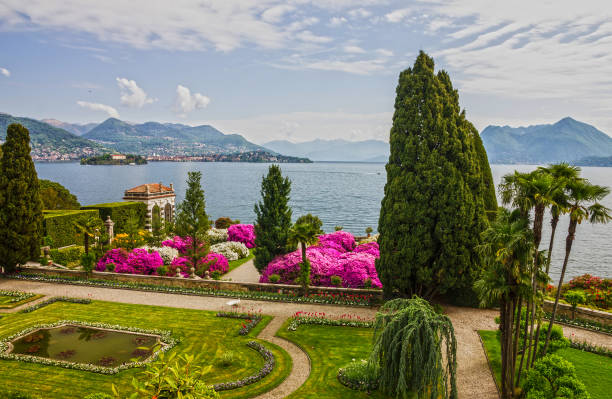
[253,165,292,273]
[0,124,43,273]
[471,125,498,219]
[376,52,488,300]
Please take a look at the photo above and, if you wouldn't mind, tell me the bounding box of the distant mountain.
[481,117,612,164]
[573,155,612,167]
[0,113,107,160]
[262,139,389,162]
[83,118,267,156]
[41,119,98,136]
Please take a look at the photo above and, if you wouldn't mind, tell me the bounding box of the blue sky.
[1,0,611,144]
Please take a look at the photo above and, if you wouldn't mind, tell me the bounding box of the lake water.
[35,162,611,280]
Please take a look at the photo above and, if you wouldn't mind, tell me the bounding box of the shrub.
[206,228,228,245]
[156,265,168,277]
[227,224,256,248]
[49,246,85,266]
[43,209,100,248]
[268,274,280,283]
[522,354,590,399]
[215,217,238,229]
[337,359,379,392]
[96,248,129,272]
[564,290,586,318]
[334,225,343,231]
[210,241,249,261]
[142,245,178,265]
[81,202,146,234]
[80,253,96,274]
[330,275,342,287]
[105,262,115,272]
[126,249,163,275]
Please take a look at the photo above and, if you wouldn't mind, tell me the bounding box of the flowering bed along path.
[0,297,291,399]
[0,290,43,309]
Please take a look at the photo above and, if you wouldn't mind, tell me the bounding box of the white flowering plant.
[206,228,228,245]
[142,246,179,265]
[210,241,249,261]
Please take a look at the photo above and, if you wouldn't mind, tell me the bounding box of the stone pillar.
[104,216,115,244]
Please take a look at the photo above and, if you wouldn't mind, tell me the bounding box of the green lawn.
[276,321,393,399]
[0,300,290,399]
[479,330,612,399]
[226,250,254,275]
[0,293,43,309]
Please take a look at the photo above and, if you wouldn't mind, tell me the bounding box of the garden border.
[477,331,502,399]
[216,312,263,335]
[212,341,275,392]
[0,320,178,374]
[0,290,40,309]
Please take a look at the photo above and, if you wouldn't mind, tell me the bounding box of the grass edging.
[477,330,501,399]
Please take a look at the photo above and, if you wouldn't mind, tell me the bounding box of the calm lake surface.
[35,162,611,280]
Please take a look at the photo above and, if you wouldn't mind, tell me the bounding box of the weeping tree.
[369,297,457,399]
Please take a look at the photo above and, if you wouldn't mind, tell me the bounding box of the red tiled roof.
[125,183,173,194]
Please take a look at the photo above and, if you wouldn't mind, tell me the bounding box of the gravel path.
[1,279,610,398]
[224,258,261,283]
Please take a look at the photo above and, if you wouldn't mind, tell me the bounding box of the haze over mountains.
[263,139,390,162]
[481,117,612,164]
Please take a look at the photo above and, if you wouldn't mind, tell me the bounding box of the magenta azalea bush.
[96,248,129,272]
[260,231,381,289]
[228,224,256,248]
[127,248,164,275]
[162,236,193,254]
[168,253,228,277]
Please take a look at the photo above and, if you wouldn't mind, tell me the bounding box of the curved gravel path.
[224,258,261,283]
[1,279,610,399]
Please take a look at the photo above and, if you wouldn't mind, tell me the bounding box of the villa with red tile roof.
[123,182,175,229]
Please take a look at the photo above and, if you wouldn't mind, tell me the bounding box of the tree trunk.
[517,297,530,382]
[544,214,559,276]
[512,297,522,372]
[542,218,577,356]
[84,233,89,255]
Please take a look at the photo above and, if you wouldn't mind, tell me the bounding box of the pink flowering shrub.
[353,242,380,257]
[260,231,381,289]
[96,248,129,272]
[162,236,193,254]
[203,253,229,273]
[167,253,228,277]
[228,224,256,248]
[127,248,163,275]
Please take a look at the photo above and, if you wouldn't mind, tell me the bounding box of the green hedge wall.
[43,209,100,248]
[81,202,147,233]
[49,245,85,266]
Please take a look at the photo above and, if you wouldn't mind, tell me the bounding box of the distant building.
[123,182,175,230]
[111,154,127,160]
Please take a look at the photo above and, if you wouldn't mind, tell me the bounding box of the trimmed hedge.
[43,209,100,248]
[49,245,85,266]
[81,202,146,233]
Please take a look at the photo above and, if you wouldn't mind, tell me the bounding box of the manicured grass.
[276,320,393,399]
[479,330,612,399]
[226,250,254,274]
[0,293,44,309]
[0,300,290,399]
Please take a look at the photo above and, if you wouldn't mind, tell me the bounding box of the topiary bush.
[81,202,146,234]
[43,209,100,248]
[337,359,379,391]
[49,245,85,266]
[522,354,590,399]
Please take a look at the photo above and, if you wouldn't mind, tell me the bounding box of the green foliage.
[377,52,489,301]
[522,354,590,399]
[0,389,40,399]
[43,209,100,248]
[175,171,211,269]
[564,290,586,310]
[0,124,44,272]
[214,217,239,229]
[370,297,457,399]
[73,215,104,254]
[253,165,293,273]
[295,214,324,234]
[39,179,81,210]
[365,227,373,236]
[80,154,147,165]
[49,246,85,266]
[215,351,238,368]
[337,359,379,392]
[330,275,343,287]
[334,225,343,231]
[80,253,96,275]
[111,352,220,399]
[268,274,281,283]
[121,211,145,251]
[81,202,146,234]
[84,393,113,399]
[288,217,321,294]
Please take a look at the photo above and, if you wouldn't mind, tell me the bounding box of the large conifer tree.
[0,124,43,273]
[376,52,489,300]
[253,165,292,273]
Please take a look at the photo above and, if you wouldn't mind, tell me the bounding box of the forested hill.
[481,117,612,164]
[83,118,267,156]
[0,113,106,160]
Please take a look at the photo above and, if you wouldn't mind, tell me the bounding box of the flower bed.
[216,311,263,335]
[564,274,611,310]
[19,297,91,313]
[228,224,255,248]
[10,273,379,306]
[260,231,382,289]
[544,311,612,334]
[212,341,274,392]
[0,320,178,374]
[210,241,249,261]
[0,290,36,306]
[287,311,374,331]
[207,228,229,245]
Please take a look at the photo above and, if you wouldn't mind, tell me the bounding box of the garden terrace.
[0,290,42,309]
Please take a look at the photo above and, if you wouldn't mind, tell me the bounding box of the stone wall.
[20,266,384,302]
[544,300,612,326]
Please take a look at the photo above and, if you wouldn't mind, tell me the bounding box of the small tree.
[365,226,373,237]
[148,207,164,247]
[74,216,104,254]
[564,290,586,320]
[39,179,81,210]
[122,211,145,251]
[370,297,458,399]
[0,124,43,273]
[288,215,321,295]
[253,165,292,273]
[522,355,590,399]
[175,171,211,271]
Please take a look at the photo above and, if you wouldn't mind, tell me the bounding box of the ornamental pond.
[8,324,160,367]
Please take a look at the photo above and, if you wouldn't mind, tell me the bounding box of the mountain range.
[82,118,266,156]
[481,117,612,164]
[263,139,390,162]
[41,119,98,136]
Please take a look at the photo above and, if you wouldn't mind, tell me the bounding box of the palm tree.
[287,216,320,295]
[542,179,611,355]
[474,208,534,398]
[74,216,103,254]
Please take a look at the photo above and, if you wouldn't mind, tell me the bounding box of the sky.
[1,0,611,144]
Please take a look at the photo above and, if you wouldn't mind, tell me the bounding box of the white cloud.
[116,77,155,108]
[344,45,366,54]
[329,16,347,27]
[275,57,388,75]
[261,5,294,23]
[295,30,332,43]
[0,67,10,77]
[348,8,372,19]
[208,110,392,143]
[76,101,119,118]
[376,48,393,57]
[174,85,210,117]
[385,8,411,23]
